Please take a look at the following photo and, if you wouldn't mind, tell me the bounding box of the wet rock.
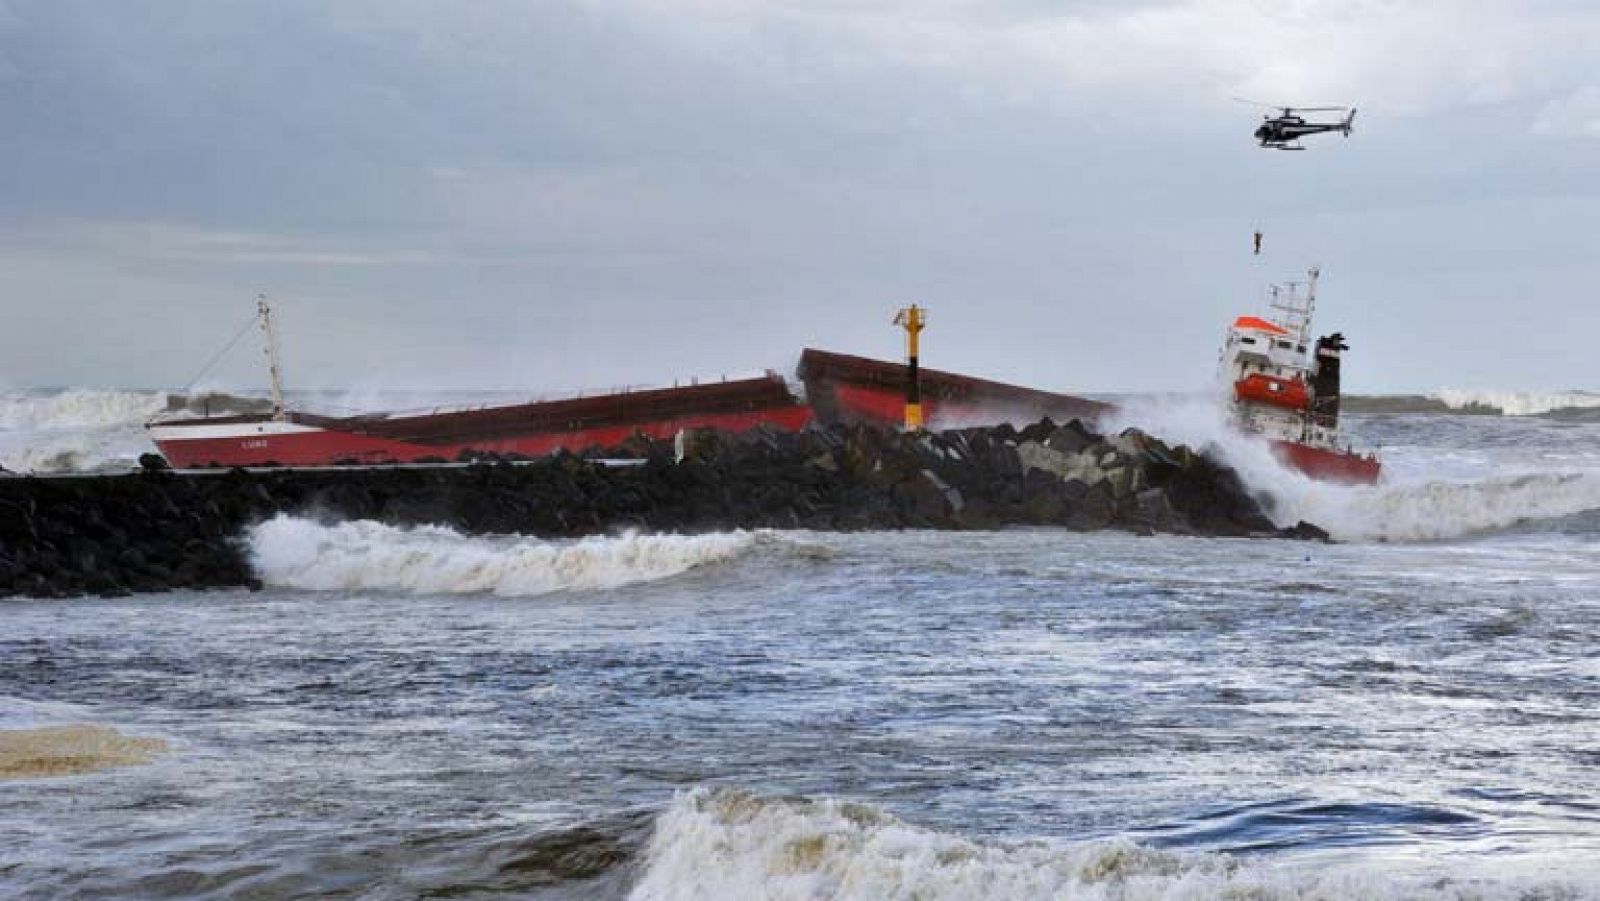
[805,452,839,473]
[1281,520,1333,543]
[1102,466,1135,499]
[1044,421,1096,455]
[920,469,964,515]
[1016,418,1057,444]
[1017,441,1103,485]
[1068,481,1117,531]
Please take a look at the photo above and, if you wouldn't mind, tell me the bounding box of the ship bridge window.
[1297,344,1306,353]
[1275,340,1292,350]
[1240,337,1257,345]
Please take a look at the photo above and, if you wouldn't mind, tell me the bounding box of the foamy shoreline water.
[249,517,765,596]
[0,725,167,780]
[5,521,1599,897]
[628,787,1600,901]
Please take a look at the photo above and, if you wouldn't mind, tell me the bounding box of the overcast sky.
[1,0,1596,395]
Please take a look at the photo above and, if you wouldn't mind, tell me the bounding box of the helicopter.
[1236,100,1357,150]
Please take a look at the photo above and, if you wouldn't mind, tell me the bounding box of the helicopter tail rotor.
[1343,107,1357,136]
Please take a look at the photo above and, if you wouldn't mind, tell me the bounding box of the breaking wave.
[1289,472,1600,543]
[0,433,147,474]
[0,389,169,431]
[628,788,1597,900]
[247,516,761,596]
[1106,396,1600,542]
[1431,389,1600,418]
[0,388,273,473]
[0,390,163,472]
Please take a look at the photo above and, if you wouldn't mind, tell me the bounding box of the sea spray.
[1105,395,1600,542]
[248,516,761,596]
[0,388,171,473]
[1432,389,1600,417]
[628,788,1593,901]
[0,389,169,431]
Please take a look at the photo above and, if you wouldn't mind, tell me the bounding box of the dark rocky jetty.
[0,419,1326,598]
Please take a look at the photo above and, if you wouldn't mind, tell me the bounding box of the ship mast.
[1300,266,1319,344]
[257,294,287,421]
[1267,266,1319,344]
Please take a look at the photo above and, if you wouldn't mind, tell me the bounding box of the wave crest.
[0,389,169,430]
[629,788,1596,901]
[0,388,275,473]
[1431,389,1600,418]
[247,516,759,596]
[1292,471,1600,543]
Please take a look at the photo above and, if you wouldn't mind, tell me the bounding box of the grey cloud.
[0,1,1596,393]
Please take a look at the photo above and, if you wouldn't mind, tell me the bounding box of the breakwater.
[0,419,1324,598]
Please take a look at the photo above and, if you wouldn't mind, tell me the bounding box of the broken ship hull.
[149,376,814,468]
[797,348,1111,430]
[148,350,1109,468]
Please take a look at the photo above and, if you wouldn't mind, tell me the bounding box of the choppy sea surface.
[3,387,1599,899]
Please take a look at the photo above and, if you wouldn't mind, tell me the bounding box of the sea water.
[2,388,1598,899]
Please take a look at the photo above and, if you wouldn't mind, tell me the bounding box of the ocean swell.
[247,515,760,596]
[628,788,1596,901]
[1287,471,1600,543]
[1431,389,1600,418]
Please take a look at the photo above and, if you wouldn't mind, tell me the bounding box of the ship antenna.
[258,294,288,421]
[1304,266,1320,343]
[1269,272,1316,344]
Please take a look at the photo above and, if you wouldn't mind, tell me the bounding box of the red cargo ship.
[1218,268,1381,484]
[798,348,1109,430]
[148,304,1108,468]
[147,376,816,469]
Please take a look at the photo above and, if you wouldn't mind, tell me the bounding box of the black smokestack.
[1311,333,1348,428]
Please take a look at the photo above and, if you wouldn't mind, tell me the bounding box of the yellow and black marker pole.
[892,304,926,430]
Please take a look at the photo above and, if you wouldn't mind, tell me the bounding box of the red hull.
[1271,439,1381,485]
[151,348,1111,469]
[798,348,1110,429]
[153,407,815,468]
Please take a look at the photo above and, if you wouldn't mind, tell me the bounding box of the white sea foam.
[629,788,1598,901]
[1432,389,1600,417]
[0,434,140,474]
[0,389,177,473]
[1287,472,1600,544]
[247,516,760,596]
[1106,396,1600,542]
[0,389,169,431]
